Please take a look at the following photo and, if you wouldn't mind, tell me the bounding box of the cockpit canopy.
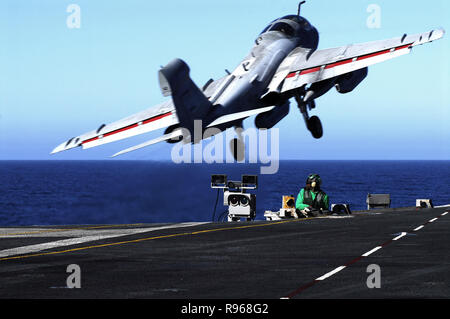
[258,15,318,49]
[269,22,296,37]
[259,15,314,37]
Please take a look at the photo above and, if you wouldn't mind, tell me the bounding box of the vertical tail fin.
[159,59,212,136]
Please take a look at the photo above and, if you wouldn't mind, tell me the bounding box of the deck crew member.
[295,174,329,217]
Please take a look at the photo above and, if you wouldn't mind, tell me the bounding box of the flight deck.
[0,206,449,299]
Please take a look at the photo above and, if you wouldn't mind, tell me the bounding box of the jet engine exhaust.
[335,67,368,94]
[255,100,290,129]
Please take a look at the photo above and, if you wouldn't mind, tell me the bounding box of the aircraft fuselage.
[207,15,319,129]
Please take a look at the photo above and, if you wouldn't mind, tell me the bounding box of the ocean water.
[0,160,448,226]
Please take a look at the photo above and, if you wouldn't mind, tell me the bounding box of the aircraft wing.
[51,100,178,154]
[109,105,277,157]
[51,73,274,156]
[268,28,445,94]
[51,73,237,155]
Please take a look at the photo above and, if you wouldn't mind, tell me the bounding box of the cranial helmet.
[306,173,322,188]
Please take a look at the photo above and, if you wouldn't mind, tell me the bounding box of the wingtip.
[432,27,445,40]
[50,144,64,155]
[51,139,83,155]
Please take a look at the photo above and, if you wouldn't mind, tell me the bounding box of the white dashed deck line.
[284,210,449,298]
[362,246,382,257]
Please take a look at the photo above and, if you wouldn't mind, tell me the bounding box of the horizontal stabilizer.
[111,128,183,157]
[206,106,275,128]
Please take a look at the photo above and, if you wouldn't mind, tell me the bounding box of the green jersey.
[295,188,329,211]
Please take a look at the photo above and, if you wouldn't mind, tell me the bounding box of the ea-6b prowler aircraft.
[51,2,445,158]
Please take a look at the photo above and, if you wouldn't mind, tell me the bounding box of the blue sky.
[0,0,448,160]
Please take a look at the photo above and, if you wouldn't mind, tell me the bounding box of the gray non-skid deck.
[0,206,449,299]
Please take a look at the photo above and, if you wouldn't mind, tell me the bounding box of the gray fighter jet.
[51,2,445,158]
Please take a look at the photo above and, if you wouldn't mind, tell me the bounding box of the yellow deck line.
[0,224,146,237]
[0,219,310,262]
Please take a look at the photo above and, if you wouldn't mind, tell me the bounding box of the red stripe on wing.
[285,43,413,80]
[82,112,173,145]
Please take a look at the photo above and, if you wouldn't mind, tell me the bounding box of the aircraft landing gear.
[307,115,323,139]
[294,92,323,139]
[230,125,245,161]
